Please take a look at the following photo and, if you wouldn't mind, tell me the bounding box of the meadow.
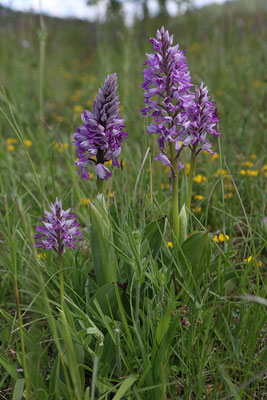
[0,0,266,398]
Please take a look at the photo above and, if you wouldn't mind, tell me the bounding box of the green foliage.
[0,1,266,398]
[89,194,117,286]
[178,231,212,287]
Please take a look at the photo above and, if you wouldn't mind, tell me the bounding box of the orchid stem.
[169,142,180,244]
[186,149,196,223]
[97,176,104,194]
[59,252,64,310]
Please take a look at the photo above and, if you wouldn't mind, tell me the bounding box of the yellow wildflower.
[214,234,229,243]
[24,139,32,147]
[38,253,47,260]
[211,154,219,161]
[244,258,263,267]
[167,242,173,248]
[81,197,90,206]
[109,192,114,199]
[224,192,233,199]
[249,154,257,160]
[240,160,254,168]
[253,80,262,88]
[216,169,228,176]
[240,170,246,176]
[185,163,190,176]
[219,233,229,241]
[194,194,204,201]
[7,145,15,151]
[6,138,18,144]
[54,142,69,152]
[194,175,206,184]
[73,105,83,114]
[193,206,202,213]
[261,165,267,177]
[161,183,170,190]
[246,170,259,177]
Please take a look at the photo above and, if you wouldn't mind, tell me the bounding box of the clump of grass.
[0,1,266,399]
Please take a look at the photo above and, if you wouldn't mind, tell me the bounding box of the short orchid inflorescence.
[73,73,127,181]
[35,198,82,255]
[186,83,220,156]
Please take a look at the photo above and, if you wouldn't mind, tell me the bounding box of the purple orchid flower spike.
[73,73,127,182]
[185,82,220,156]
[35,198,83,255]
[141,26,194,171]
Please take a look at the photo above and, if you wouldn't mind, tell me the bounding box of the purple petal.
[95,163,112,180]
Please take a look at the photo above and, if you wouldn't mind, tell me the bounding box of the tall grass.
[0,1,266,398]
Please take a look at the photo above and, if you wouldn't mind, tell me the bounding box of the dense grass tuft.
[0,1,266,398]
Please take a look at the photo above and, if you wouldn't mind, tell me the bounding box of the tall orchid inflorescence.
[73,73,127,183]
[141,26,194,172]
[35,198,82,255]
[141,26,220,238]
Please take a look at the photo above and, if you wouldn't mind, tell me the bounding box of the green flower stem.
[186,148,196,223]
[169,142,180,244]
[135,282,141,323]
[14,275,30,399]
[59,252,64,310]
[97,176,104,194]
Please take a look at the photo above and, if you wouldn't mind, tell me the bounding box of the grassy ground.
[0,0,266,399]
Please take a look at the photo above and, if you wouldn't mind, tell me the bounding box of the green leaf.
[143,215,167,258]
[12,378,25,400]
[178,231,212,286]
[155,307,171,346]
[90,194,117,286]
[88,282,121,318]
[0,353,21,380]
[178,204,187,244]
[113,376,138,400]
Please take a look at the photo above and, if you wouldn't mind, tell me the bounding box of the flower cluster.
[35,198,82,254]
[141,26,220,169]
[141,26,194,170]
[185,83,220,155]
[73,73,127,180]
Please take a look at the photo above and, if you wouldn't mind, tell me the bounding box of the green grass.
[0,0,266,399]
